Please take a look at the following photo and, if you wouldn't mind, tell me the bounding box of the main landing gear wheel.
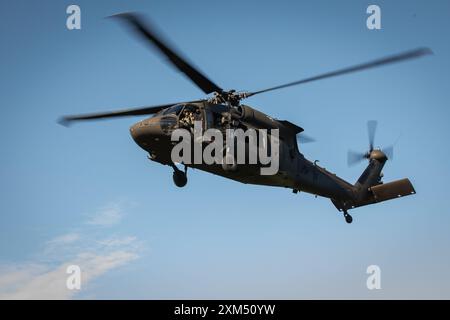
[343,210,353,224]
[172,165,187,188]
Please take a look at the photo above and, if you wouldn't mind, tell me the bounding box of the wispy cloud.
[86,203,123,227]
[0,247,138,299]
[46,232,80,246]
[0,201,142,299]
[97,236,137,248]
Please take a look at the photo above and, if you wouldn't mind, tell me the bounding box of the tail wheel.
[343,211,353,224]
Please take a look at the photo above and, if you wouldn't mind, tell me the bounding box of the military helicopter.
[60,13,431,223]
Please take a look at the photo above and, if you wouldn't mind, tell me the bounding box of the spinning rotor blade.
[347,150,367,167]
[382,145,394,160]
[59,100,204,126]
[112,13,222,95]
[247,48,432,97]
[347,121,395,167]
[297,133,315,144]
[367,120,378,151]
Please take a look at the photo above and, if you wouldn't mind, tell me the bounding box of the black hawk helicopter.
[60,13,431,223]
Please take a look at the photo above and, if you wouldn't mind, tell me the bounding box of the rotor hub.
[208,90,250,106]
[369,149,388,162]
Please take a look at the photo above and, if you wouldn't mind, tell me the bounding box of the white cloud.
[86,203,123,227]
[47,233,80,246]
[0,248,138,299]
[98,236,137,247]
[0,201,142,299]
[0,264,47,291]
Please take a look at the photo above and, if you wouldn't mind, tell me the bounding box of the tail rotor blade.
[367,120,378,151]
[349,122,395,167]
[347,150,366,167]
[383,145,394,160]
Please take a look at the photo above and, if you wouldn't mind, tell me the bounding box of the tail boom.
[332,178,416,211]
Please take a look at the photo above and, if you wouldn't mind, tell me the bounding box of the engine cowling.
[231,105,279,130]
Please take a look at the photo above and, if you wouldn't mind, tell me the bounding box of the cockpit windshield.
[162,104,184,116]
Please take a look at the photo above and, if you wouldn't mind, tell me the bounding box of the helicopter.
[60,13,431,223]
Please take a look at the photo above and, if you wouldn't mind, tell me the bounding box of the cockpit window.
[162,104,184,115]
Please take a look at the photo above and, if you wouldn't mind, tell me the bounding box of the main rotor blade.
[367,120,378,151]
[112,13,222,95]
[297,133,315,144]
[58,101,203,126]
[347,150,366,167]
[247,47,432,97]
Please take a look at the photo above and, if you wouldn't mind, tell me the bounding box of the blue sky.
[1,0,450,299]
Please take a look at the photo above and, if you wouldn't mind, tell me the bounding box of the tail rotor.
[347,121,394,167]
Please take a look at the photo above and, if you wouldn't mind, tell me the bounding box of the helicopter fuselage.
[60,12,423,223]
[129,101,355,202]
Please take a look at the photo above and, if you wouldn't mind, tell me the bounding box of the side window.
[204,109,214,130]
[179,105,203,130]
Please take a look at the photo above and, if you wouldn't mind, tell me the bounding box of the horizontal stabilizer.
[369,178,416,203]
[331,178,416,211]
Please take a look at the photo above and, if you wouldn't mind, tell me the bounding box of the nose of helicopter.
[129,117,164,148]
